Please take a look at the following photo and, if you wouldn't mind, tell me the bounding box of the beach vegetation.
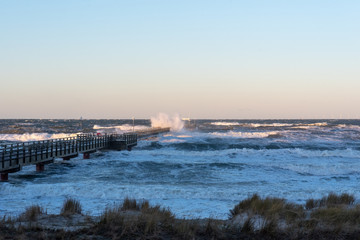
[60,198,82,215]
[1,193,360,239]
[19,205,44,221]
[241,217,254,233]
[121,197,140,210]
[204,218,222,238]
[311,205,360,227]
[305,193,355,209]
[172,219,198,239]
[230,194,304,223]
[98,198,175,238]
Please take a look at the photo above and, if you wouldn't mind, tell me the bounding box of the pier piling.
[0,127,170,181]
[1,173,8,181]
[36,163,45,172]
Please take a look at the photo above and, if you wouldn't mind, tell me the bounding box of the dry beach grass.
[1,193,360,239]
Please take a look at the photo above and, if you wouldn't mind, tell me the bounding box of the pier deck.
[0,127,170,181]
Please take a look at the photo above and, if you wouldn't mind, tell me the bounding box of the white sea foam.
[1,142,360,219]
[308,122,328,126]
[93,124,150,133]
[244,123,294,128]
[161,139,186,143]
[240,122,329,129]
[1,120,360,220]
[210,122,240,126]
[291,122,329,129]
[336,124,360,131]
[177,135,193,138]
[151,113,184,131]
[0,133,77,142]
[211,131,280,138]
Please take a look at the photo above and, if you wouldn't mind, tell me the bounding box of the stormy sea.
[1,117,360,219]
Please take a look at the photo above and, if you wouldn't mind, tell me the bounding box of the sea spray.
[94,124,149,134]
[151,113,184,131]
[0,133,78,142]
[1,119,360,219]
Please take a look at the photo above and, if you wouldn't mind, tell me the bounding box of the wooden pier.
[0,128,170,181]
[135,127,171,138]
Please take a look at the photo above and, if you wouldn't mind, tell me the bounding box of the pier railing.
[0,127,170,181]
[0,133,134,176]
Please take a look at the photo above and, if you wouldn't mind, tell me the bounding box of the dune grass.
[60,198,82,216]
[228,193,360,239]
[305,193,355,210]
[19,205,44,221]
[98,198,176,238]
[121,197,140,211]
[1,193,360,239]
[230,194,304,223]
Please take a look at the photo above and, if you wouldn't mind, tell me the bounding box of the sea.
[1,117,360,219]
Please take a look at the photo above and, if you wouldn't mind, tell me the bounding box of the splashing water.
[150,113,184,132]
[1,119,360,219]
[0,133,78,142]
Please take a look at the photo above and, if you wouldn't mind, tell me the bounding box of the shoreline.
[2,193,360,239]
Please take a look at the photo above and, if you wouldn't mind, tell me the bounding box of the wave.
[17,123,34,126]
[210,131,281,138]
[93,124,150,133]
[0,133,78,142]
[290,122,329,129]
[210,122,331,129]
[161,139,186,143]
[210,122,240,126]
[206,121,360,133]
[307,122,328,126]
[150,113,184,132]
[277,161,360,176]
[244,123,294,128]
[138,135,358,151]
[335,124,360,131]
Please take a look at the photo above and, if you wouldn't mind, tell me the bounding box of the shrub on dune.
[60,198,82,216]
[306,193,355,210]
[19,205,44,221]
[230,194,304,223]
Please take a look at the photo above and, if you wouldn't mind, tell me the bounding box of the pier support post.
[62,154,78,161]
[1,173,8,181]
[83,152,90,159]
[36,163,45,172]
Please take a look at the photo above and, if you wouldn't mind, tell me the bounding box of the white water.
[93,124,150,133]
[211,131,281,138]
[1,120,360,220]
[210,122,240,126]
[0,133,78,142]
[150,113,184,131]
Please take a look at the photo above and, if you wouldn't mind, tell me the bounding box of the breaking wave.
[211,131,281,138]
[210,122,240,126]
[93,124,150,133]
[244,123,294,128]
[1,119,360,219]
[151,113,184,132]
[0,133,78,142]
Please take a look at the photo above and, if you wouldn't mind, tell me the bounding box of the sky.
[0,0,359,119]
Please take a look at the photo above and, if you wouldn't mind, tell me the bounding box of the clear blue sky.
[1,1,359,119]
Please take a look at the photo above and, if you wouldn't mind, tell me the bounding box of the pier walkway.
[0,127,170,181]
